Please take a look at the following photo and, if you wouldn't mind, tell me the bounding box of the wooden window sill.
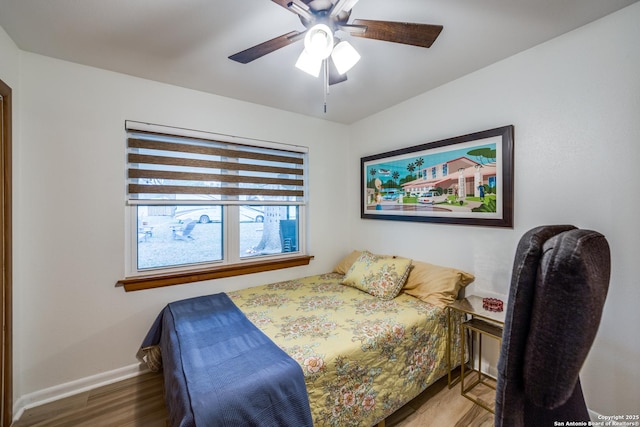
[117,255,314,292]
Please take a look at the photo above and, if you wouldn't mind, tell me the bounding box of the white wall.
[9,50,352,409]
[349,3,640,416]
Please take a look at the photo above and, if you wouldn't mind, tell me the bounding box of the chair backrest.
[495,225,610,426]
[182,220,196,236]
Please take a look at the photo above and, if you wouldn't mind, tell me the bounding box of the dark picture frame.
[361,125,514,227]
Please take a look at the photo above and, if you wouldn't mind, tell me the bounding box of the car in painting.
[418,191,443,204]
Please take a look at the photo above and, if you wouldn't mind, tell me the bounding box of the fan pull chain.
[323,59,328,113]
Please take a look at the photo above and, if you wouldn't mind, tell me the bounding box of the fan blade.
[270,0,289,9]
[329,60,347,86]
[229,31,305,64]
[351,19,443,48]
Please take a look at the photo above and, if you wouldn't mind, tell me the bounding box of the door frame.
[0,77,13,427]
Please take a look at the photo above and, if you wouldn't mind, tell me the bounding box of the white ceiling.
[0,0,637,124]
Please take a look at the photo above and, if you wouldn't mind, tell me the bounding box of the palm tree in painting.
[369,168,377,188]
[415,157,424,179]
[392,171,400,188]
[406,163,415,180]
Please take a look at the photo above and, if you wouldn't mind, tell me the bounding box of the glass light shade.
[303,24,334,60]
[295,49,323,77]
[331,40,360,75]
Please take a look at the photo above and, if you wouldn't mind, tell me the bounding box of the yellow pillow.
[403,261,475,308]
[332,250,363,275]
[342,251,412,300]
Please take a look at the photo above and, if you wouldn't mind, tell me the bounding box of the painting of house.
[363,137,506,221]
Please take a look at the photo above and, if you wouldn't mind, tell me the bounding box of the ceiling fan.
[228,0,443,86]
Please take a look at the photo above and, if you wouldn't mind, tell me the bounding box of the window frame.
[118,122,311,291]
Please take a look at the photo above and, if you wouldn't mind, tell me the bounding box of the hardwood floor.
[13,369,494,427]
[386,372,495,427]
[12,373,168,427]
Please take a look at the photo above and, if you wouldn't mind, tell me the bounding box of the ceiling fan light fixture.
[303,24,334,60]
[331,40,360,75]
[295,49,324,77]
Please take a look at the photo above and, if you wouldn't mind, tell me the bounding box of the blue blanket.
[142,293,313,427]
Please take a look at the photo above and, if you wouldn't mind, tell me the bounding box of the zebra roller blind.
[126,123,307,205]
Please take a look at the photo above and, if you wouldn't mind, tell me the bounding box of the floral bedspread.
[228,273,463,427]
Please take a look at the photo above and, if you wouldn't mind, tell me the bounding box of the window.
[119,122,310,291]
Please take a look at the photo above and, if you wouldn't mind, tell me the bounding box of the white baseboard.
[12,363,148,423]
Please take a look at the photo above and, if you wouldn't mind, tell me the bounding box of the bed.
[141,251,474,426]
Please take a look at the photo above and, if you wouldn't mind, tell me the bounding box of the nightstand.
[447,295,506,413]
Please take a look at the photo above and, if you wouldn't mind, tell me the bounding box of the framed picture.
[361,125,514,227]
